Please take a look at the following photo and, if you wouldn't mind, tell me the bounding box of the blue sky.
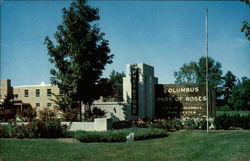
[1,0,250,86]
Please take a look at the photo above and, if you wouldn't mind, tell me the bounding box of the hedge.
[214,114,250,129]
[0,120,67,138]
[73,128,168,142]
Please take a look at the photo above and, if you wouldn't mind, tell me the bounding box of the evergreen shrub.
[214,114,250,129]
[74,128,168,142]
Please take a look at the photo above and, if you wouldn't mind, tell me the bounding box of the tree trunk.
[79,101,82,122]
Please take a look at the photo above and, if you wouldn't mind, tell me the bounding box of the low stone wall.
[0,118,112,132]
[62,122,94,131]
[93,102,127,121]
[63,118,112,131]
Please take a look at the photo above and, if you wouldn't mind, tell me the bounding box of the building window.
[24,90,29,97]
[14,94,18,99]
[47,103,52,108]
[35,103,40,108]
[36,89,40,97]
[47,89,52,97]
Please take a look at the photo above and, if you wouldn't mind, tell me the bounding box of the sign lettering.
[131,68,139,115]
[155,83,215,118]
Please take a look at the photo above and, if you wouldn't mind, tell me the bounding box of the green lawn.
[216,111,250,116]
[1,130,250,161]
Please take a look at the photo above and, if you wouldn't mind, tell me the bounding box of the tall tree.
[174,57,223,98]
[222,71,237,108]
[109,70,125,101]
[174,62,197,84]
[228,77,250,110]
[109,70,125,85]
[196,57,223,98]
[44,0,113,119]
[103,70,125,102]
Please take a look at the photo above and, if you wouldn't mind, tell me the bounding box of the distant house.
[0,80,60,110]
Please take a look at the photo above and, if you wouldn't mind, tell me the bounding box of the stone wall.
[63,118,112,131]
[93,102,127,121]
[123,63,158,120]
[1,118,112,132]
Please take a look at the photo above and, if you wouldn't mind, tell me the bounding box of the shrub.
[183,119,197,130]
[0,123,36,138]
[214,114,250,129]
[0,109,16,122]
[0,120,67,138]
[149,121,171,131]
[30,120,67,138]
[214,114,233,129]
[113,120,133,129]
[63,131,77,138]
[149,118,183,131]
[240,115,250,129]
[169,119,183,130]
[74,128,168,142]
[197,118,209,130]
[62,108,79,121]
[218,105,231,111]
[17,108,37,122]
[84,107,107,121]
[74,131,127,142]
[0,124,12,137]
[113,118,184,131]
[113,118,215,131]
[38,108,57,121]
[132,119,150,128]
[12,124,37,138]
[128,128,168,140]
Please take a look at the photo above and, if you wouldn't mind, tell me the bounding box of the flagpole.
[205,8,209,133]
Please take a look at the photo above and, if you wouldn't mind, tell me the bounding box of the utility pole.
[205,8,209,133]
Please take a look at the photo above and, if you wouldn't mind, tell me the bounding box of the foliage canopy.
[44,0,113,112]
[174,56,223,98]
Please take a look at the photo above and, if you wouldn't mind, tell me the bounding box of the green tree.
[0,93,14,110]
[174,61,197,83]
[103,70,125,102]
[241,21,250,41]
[109,70,125,85]
[222,71,237,108]
[0,93,16,121]
[228,77,250,110]
[195,57,223,92]
[241,0,250,41]
[44,0,113,120]
[174,57,223,98]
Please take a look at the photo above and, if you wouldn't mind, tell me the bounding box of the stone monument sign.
[155,83,215,118]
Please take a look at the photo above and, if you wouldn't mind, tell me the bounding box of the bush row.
[127,128,168,141]
[73,128,168,142]
[74,131,127,142]
[113,114,250,130]
[214,114,250,129]
[0,120,67,138]
[0,107,71,122]
[113,118,211,131]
